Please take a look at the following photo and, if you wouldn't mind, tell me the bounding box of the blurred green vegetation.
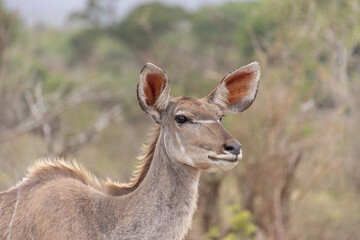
[207,207,256,240]
[0,0,359,239]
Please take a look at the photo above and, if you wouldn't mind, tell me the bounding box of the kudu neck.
[136,126,200,193]
[108,126,200,239]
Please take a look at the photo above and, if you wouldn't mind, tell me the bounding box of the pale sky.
[3,0,247,28]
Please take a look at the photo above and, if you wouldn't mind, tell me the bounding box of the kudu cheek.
[164,132,195,168]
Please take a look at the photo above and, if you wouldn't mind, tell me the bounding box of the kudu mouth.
[208,150,243,162]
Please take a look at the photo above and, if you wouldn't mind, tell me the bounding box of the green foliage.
[206,225,221,239]
[0,0,19,58]
[227,207,256,240]
[191,2,266,57]
[69,29,100,62]
[206,206,256,240]
[110,2,189,51]
[1,0,360,239]
[69,0,116,28]
[222,233,236,240]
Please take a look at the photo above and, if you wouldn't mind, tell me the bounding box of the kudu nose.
[223,142,241,156]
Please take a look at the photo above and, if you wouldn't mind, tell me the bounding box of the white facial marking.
[208,150,242,160]
[7,188,21,240]
[185,156,195,166]
[192,120,217,124]
[239,150,243,159]
[176,131,195,167]
[210,154,237,160]
[164,130,170,155]
[176,132,185,154]
[175,110,187,116]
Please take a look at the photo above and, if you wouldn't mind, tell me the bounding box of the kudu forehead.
[169,97,221,118]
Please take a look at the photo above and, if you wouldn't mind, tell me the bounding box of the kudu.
[0,62,260,240]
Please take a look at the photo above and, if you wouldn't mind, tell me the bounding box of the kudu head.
[137,63,260,172]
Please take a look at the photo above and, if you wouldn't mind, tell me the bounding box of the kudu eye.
[219,115,225,122]
[175,115,188,124]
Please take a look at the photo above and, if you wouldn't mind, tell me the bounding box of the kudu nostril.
[223,142,241,156]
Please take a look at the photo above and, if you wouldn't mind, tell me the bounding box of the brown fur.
[0,128,160,240]
[3,126,160,198]
[0,62,260,240]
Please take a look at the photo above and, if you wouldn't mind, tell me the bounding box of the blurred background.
[0,0,359,239]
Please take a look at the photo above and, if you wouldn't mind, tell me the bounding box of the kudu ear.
[205,62,260,114]
[137,63,170,123]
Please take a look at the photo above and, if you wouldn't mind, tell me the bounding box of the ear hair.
[206,62,260,113]
[137,63,170,122]
[211,80,230,108]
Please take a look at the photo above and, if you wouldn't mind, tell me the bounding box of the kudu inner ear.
[205,62,260,113]
[137,63,170,122]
